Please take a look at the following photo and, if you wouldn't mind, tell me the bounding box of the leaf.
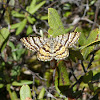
[88,82,94,91]
[69,49,84,62]
[7,84,18,100]
[0,28,10,51]
[82,29,99,59]
[83,71,93,83]
[11,65,20,76]
[48,8,65,37]
[57,61,70,86]
[29,0,36,9]
[27,16,35,24]
[10,22,21,29]
[38,87,45,99]
[16,19,27,35]
[86,28,99,44]
[27,25,33,35]
[79,40,100,50]
[40,15,48,20]
[75,27,86,45]
[12,80,33,86]
[26,0,36,12]
[76,28,99,59]
[0,84,4,88]
[83,46,93,59]
[9,41,17,60]
[20,85,32,100]
[16,46,25,60]
[92,72,100,81]
[44,69,53,87]
[29,1,46,14]
[17,52,25,61]
[11,10,25,18]
[55,61,70,93]
[9,41,15,50]
[65,26,74,33]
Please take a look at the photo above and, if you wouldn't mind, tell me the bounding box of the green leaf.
[29,0,36,8]
[29,1,46,14]
[38,87,45,99]
[83,71,93,83]
[69,49,84,62]
[27,25,33,35]
[44,69,53,87]
[20,85,32,100]
[86,28,99,44]
[11,10,25,18]
[9,41,17,60]
[83,46,93,59]
[92,72,100,81]
[7,84,18,100]
[75,27,86,45]
[58,61,70,86]
[12,80,33,86]
[0,28,10,51]
[64,11,71,17]
[55,61,70,93]
[40,15,48,20]
[0,84,4,88]
[16,44,25,60]
[27,0,36,13]
[79,40,100,50]
[0,42,7,53]
[27,16,35,24]
[48,8,65,37]
[88,82,94,91]
[11,65,20,77]
[9,41,15,50]
[10,22,21,29]
[82,29,99,59]
[16,19,27,35]
[65,26,74,33]
[79,28,100,50]
[76,28,99,59]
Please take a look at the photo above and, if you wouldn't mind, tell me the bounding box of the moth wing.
[20,37,47,52]
[63,32,81,48]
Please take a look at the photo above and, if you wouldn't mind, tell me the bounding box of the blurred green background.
[0,0,100,100]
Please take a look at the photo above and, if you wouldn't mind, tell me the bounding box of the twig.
[82,0,89,18]
[76,87,85,99]
[45,0,58,9]
[81,17,99,27]
[19,5,48,24]
[0,2,48,25]
[91,5,99,30]
[70,76,83,89]
[32,76,36,100]
[87,53,95,69]
[81,60,87,73]
[45,88,57,99]
[86,46,100,69]
[71,71,78,81]
[23,66,47,81]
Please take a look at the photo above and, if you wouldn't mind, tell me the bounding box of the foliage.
[0,0,100,100]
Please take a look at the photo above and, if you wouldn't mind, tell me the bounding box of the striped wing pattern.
[20,32,80,61]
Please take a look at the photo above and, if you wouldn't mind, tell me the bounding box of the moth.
[20,32,80,61]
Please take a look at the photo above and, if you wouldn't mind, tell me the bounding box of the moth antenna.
[33,25,43,36]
